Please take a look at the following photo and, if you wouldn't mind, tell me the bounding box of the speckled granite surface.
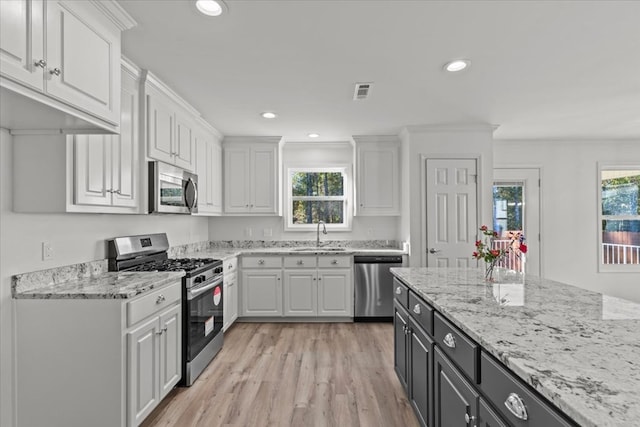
[390,267,640,427]
[13,260,109,295]
[13,271,184,299]
[208,239,400,249]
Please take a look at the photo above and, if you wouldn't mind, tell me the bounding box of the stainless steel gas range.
[108,233,224,386]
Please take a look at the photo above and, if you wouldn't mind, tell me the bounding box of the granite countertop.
[13,269,185,300]
[390,267,640,427]
[182,247,407,259]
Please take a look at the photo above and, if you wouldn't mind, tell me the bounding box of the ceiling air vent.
[353,82,372,100]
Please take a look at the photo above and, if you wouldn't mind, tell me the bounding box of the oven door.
[185,277,223,362]
[149,161,198,214]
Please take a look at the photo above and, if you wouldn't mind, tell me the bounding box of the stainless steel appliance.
[149,161,198,214]
[354,255,405,321]
[108,233,224,386]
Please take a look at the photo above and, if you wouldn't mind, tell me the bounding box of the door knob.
[429,248,441,254]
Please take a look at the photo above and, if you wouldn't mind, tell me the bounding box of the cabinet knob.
[228,264,233,270]
[395,286,402,295]
[313,277,316,281]
[49,67,61,76]
[504,393,528,420]
[443,332,456,348]
[413,304,421,315]
[331,259,338,265]
[156,294,165,304]
[34,59,47,68]
[297,260,304,265]
[258,259,265,265]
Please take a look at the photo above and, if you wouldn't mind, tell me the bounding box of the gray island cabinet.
[391,267,640,427]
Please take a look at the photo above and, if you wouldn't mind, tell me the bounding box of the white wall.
[401,125,495,266]
[209,141,400,242]
[0,129,209,426]
[494,139,640,303]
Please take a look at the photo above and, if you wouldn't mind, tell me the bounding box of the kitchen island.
[391,267,640,427]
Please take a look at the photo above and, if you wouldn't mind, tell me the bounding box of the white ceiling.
[119,0,640,141]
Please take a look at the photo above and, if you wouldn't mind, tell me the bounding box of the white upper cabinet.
[142,71,207,172]
[0,0,136,133]
[354,136,401,216]
[13,59,140,214]
[194,122,223,216]
[223,136,281,215]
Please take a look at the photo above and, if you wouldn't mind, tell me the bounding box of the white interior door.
[493,168,541,276]
[425,159,478,267]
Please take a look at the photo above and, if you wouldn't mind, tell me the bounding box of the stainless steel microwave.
[149,161,198,214]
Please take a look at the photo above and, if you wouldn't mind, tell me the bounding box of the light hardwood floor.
[142,322,419,427]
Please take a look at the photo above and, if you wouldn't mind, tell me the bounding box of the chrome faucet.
[316,221,327,247]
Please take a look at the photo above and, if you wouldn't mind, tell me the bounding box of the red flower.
[472,251,479,258]
[490,249,500,257]
[475,240,481,247]
[480,225,488,231]
[520,244,528,254]
[493,231,498,237]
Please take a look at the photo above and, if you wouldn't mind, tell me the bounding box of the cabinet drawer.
[242,256,282,268]
[409,291,434,336]
[224,257,238,274]
[284,256,318,268]
[317,255,351,268]
[480,352,575,427]
[393,277,409,309]
[127,282,181,327]
[433,312,479,383]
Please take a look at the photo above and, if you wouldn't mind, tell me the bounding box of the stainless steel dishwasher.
[354,255,406,321]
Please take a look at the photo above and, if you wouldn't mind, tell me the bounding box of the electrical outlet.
[263,228,272,237]
[367,228,373,237]
[244,227,253,237]
[42,241,54,260]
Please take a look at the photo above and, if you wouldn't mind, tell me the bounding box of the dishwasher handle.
[354,256,404,264]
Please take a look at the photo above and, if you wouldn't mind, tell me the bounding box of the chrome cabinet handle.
[297,260,304,265]
[505,393,528,420]
[258,259,265,265]
[49,67,61,76]
[413,304,421,315]
[464,413,476,424]
[155,327,168,336]
[156,294,165,304]
[395,286,402,295]
[331,259,338,265]
[443,332,456,348]
[34,59,47,68]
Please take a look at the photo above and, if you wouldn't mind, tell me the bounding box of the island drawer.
[318,255,351,268]
[409,291,434,336]
[434,312,479,383]
[480,352,575,427]
[127,282,181,327]
[242,256,282,269]
[284,256,318,268]
[393,278,409,309]
[224,257,238,275]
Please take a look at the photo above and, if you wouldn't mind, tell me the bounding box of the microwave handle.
[185,178,198,212]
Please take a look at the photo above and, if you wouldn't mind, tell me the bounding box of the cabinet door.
[356,142,400,215]
[317,269,352,316]
[111,66,138,208]
[224,146,251,213]
[127,316,160,427]
[434,347,479,427]
[147,91,175,164]
[0,0,44,90]
[283,270,317,316]
[410,318,434,427]
[251,145,277,214]
[241,270,282,316]
[195,134,210,208]
[394,302,409,391]
[174,112,194,170]
[74,134,112,206]
[228,276,238,325]
[479,398,508,427]
[45,0,120,124]
[159,304,181,398]
[210,141,223,214]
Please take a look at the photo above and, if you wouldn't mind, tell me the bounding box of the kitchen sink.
[292,247,347,252]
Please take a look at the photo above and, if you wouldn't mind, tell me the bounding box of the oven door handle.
[187,279,222,300]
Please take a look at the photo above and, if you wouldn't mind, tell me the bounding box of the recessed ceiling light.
[261,112,277,119]
[444,59,470,72]
[195,0,226,16]
[308,133,320,138]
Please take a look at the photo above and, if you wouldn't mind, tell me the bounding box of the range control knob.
[194,275,205,284]
[214,267,223,275]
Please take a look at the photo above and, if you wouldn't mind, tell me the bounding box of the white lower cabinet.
[15,281,182,427]
[223,257,239,330]
[241,255,353,319]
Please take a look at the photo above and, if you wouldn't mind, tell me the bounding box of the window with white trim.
[285,167,351,230]
[599,165,640,271]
